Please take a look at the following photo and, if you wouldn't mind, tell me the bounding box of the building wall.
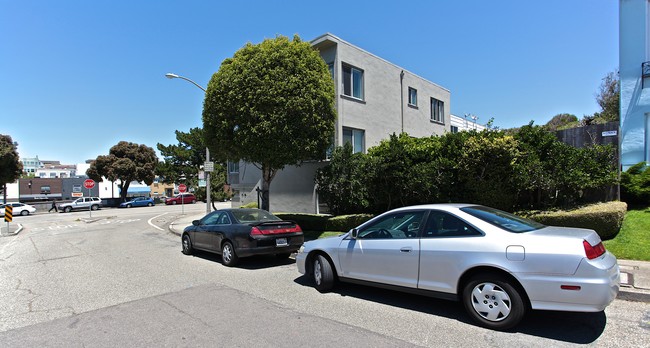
[450,114,487,132]
[18,178,63,201]
[317,34,450,148]
[620,0,650,169]
[231,34,451,213]
[61,177,100,200]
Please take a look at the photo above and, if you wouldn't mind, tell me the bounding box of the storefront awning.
[127,186,151,194]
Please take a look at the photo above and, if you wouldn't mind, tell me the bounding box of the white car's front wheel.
[312,254,335,293]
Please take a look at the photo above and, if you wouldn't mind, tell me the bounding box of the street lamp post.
[165,72,211,215]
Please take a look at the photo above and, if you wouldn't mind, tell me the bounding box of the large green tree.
[203,35,336,211]
[157,127,229,203]
[87,141,158,200]
[0,135,23,203]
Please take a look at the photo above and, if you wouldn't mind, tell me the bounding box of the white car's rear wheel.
[462,274,525,330]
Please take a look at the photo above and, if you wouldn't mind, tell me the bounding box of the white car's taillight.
[583,240,606,260]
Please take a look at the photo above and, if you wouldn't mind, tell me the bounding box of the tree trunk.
[260,164,276,212]
[121,181,131,201]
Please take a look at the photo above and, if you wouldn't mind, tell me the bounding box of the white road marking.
[148,212,168,231]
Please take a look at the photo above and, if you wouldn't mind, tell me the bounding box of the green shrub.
[273,213,330,231]
[621,162,650,206]
[524,201,627,240]
[274,213,374,232]
[325,214,374,231]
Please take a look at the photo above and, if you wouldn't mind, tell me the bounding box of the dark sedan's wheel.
[221,241,239,267]
[20,210,29,216]
[147,202,153,207]
[181,234,193,255]
[64,207,72,213]
[312,254,335,293]
[91,205,99,211]
[462,274,525,330]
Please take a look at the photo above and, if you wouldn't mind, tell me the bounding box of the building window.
[408,87,417,106]
[431,98,444,123]
[451,125,459,133]
[343,127,365,153]
[228,161,239,174]
[342,64,364,99]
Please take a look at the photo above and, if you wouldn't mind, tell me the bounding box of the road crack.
[157,297,212,328]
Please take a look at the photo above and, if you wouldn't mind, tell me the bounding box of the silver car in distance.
[296,204,620,330]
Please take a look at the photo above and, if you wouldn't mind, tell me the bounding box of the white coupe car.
[296,203,620,330]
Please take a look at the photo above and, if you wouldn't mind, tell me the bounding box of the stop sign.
[178,184,187,193]
[83,179,95,189]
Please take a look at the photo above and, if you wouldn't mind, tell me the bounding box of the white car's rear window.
[460,206,545,233]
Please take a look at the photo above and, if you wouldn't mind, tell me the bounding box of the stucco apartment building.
[620,0,650,169]
[229,33,451,213]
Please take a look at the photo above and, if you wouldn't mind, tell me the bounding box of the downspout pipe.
[400,70,405,133]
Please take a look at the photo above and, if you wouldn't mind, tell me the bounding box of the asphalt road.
[0,203,648,347]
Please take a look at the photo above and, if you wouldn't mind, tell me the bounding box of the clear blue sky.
[1,0,618,165]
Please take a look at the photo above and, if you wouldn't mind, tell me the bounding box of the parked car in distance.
[58,197,102,213]
[182,208,304,267]
[165,193,196,205]
[296,203,620,331]
[119,196,155,208]
[0,202,37,216]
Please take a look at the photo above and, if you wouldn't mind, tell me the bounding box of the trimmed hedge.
[274,213,374,232]
[523,201,627,240]
[326,214,374,231]
[240,202,259,209]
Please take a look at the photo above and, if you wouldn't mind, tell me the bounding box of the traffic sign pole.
[83,179,96,218]
[178,184,187,215]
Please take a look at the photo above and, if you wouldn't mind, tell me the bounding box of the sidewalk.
[168,212,204,237]
[617,259,650,302]
[0,222,23,236]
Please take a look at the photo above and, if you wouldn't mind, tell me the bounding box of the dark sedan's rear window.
[460,206,545,233]
[231,209,281,223]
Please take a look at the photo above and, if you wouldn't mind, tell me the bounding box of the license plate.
[276,238,288,247]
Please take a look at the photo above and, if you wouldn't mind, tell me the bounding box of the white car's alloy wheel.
[470,282,511,322]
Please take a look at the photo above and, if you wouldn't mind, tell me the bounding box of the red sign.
[83,179,95,189]
[178,184,187,193]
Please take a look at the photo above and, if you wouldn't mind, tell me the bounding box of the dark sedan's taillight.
[583,240,606,260]
[250,224,302,236]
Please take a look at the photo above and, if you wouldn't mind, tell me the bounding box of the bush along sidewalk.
[523,201,627,241]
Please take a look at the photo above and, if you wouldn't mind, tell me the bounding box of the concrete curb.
[0,223,23,236]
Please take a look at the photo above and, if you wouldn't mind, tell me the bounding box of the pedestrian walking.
[48,200,58,213]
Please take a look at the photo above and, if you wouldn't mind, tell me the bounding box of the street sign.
[4,205,12,222]
[204,161,214,172]
[83,179,96,189]
[178,184,187,193]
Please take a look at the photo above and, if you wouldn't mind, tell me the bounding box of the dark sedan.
[181,208,304,266]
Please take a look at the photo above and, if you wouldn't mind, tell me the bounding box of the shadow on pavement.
[293,276,606,344]
[186,250,295,270]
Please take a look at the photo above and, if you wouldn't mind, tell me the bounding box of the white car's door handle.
[400,247,412,253]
